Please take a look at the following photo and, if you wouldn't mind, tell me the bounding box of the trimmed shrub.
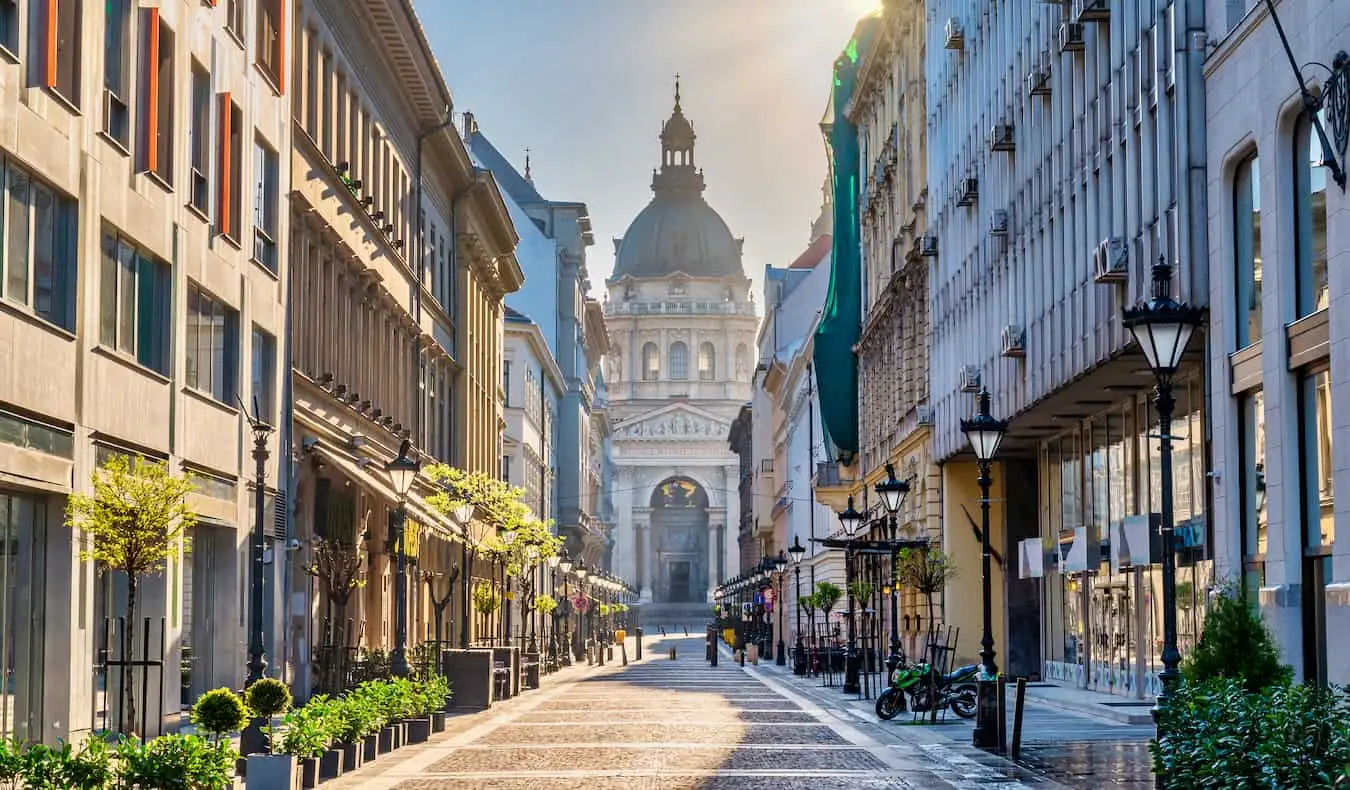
[245,678,293,719]
[190,688,248,741]
[1182,581,1291,692]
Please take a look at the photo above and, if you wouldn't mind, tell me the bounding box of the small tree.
[66,455,196,735]
[1182,581,1291,692]
[813,582,842,621]
[897,548,958,629]
[191,688,248,744]
[305,537,365,645]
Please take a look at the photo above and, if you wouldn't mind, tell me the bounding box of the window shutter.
[143,9,161,173]
[277,1,287,95]
[43,0,57,88]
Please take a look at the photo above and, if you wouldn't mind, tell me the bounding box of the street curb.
[1022,690,1156,726]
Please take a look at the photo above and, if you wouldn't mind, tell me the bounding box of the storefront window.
[1299,370,1335,549]
[0,492,45,742]
[1239,390,1268,561]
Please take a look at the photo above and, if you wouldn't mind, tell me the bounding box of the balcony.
[604,300,755,317]
[813,460,856,512]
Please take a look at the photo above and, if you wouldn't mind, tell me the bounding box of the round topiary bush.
[191,687,248,740]
[245,677,293,719]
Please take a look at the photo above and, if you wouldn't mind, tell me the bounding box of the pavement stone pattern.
[325,635,1108,789]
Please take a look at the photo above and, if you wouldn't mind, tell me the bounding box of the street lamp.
[546,552,562,671]
[1123,257,1203,767]
[875,463,911,667]
[837,495,864,694]
[774,550,789,665]
[385,440,420,677]
[575,560,588,662]
[245,414,274,687]
[961,388,1007,749]
[788,535,807,674]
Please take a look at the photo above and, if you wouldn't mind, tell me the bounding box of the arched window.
[698,342,716,380]
[642,342,659,381]
[735,343,750,378]
[669,341,689,380]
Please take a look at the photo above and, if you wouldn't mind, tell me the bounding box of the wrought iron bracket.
[1266,0,1349,191]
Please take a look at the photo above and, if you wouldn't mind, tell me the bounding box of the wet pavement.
[324,635,1084,788]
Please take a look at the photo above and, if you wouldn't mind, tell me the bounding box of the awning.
[312,446,462,542]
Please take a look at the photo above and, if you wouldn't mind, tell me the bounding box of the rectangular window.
[189,65,211,214]
[218,95,242,241]
[186,283,239,405]
[1299,369,1334,549]
[1294,113,1330,317]
[1237,390,1267,563]
[2,161,78,330]
[1233,154,1261,348]
[502,456,511,484]
[103,0,131,147]
[255,0,285,92]
[45,0,82,106]
[251,326,276,422]
[0,0,16,54]
[253,137,278,272]
[503,360,511,407]
[138,10,174,184]
[225,0,245,42]
[99,230,171,374]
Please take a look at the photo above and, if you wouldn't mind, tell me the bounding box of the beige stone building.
[285,0,521,695]
[0,0,291,741]
[604,85,756,618]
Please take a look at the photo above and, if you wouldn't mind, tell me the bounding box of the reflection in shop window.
[0,493,46,742]
[1300,370,1335,548]
[1239,390,1268,560]
[1234,153,1262,348]
[1294,112,1330,317]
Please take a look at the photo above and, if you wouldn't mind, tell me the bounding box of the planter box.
[299,757,319,789]
[441,649,494,710]
[361,734,377,763]
[339,742,363,773]
[392,721,405,750]
[377,726,394,754]
[245,754,300,790]
[318,749,342,781]
[431,711,446,733]
[405,717,431,744]
[491,646,520,698]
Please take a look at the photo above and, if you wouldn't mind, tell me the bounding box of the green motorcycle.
[875,652,979,720]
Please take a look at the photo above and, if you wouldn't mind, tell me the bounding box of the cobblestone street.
[325,637,1107,789]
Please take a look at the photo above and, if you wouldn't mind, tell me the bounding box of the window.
[1298,369,1334,550]
[2,161,78,330]
[1233,154,1261,348]
[735,343,750,378]
[502,360,511,407]
[218,95,242,240]
[1237,390,1267,566]
[698,342,716,381]
[138,11,174,183]
[501,456,511,484]
[99,231,170,374]
[251,327,276,422]
[253,137,278,272]
[255,0,285,92]
[0,0,16,54]
[642,342,659,381]
[186,283,239,405]
[225,0,244,42]
[103,0,131,146]
[1294,113,1329,317]
[669,341,688,380]
[45,0,82,105]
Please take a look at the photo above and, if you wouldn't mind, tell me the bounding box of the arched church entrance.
[649,477,710,603]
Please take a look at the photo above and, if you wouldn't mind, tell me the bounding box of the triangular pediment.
[612,403,731,441]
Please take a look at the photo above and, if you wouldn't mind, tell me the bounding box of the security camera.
[287,538,302,551]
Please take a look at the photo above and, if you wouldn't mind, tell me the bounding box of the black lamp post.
[774,550,789,665]
[245,414,274,687]
[874,463,910,666]
[961,389,1008,749]
[1122,257,1202,779]
[836,495,865,694]
[789,535,807,674]
[385,441,420,677]
[575,560,588,662]
[557,550,573,666]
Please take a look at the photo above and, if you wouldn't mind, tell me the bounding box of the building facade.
[1203,0,1349,685]
[285,0,521,696]
[924,0,1212,689]
[605,84,756,615]
[0,0,291,741]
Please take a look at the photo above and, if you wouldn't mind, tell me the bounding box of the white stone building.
[1203,0,1350,685]
[604,84,757,617]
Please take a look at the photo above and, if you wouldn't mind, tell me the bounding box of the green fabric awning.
[812,19,876,462]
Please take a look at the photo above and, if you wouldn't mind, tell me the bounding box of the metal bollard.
[996,677,1008,754]
[668,647,677,660]
[1011,678,1027,760]
[621,643,628,666]
[683,625,689,636]
[635,627,643,660]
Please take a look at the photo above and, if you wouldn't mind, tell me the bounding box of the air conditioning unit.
[1074,0,1109,23]
[1093,237,1129,284]
[1001,325,1026,358]
[915,404,934,427]
[990,123,1015,152]
[990,210,1009,236]
[956,178,979,207]
[1059,22,1086,53]
[1025,69,1051,98]
[959,365,982,393]
[945,18,964,50]
[918,235,939,257]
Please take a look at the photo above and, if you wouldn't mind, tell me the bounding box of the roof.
[504,305,533,324]
[788,233,832,269]
[466,129,544,205]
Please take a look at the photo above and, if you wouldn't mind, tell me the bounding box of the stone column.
[641,525,655,603]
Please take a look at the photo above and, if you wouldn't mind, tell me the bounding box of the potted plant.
[345,685,385,763]
[356,681,399,755]
[16,738,113,789]
[421,675,453,733]
[274,698,336,788]
[331,693,379,772]
[192,688,248,743]
[244,678,297,789]
[118,734,235,790]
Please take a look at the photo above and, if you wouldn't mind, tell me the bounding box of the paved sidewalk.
[322,635,1075,788]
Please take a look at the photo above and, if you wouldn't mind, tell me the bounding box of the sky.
[413,0,879,299]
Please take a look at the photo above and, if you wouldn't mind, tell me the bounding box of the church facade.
[603,84,756,613]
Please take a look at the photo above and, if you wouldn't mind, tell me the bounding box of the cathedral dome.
[611,79,744,281]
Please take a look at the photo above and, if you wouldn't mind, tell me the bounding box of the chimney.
[462,111,477,140]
